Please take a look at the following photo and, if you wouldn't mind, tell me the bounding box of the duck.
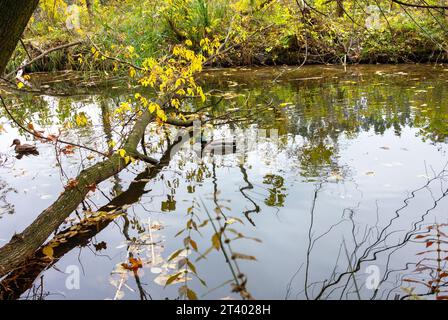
[200,136,237,155]
[10,139,39,158]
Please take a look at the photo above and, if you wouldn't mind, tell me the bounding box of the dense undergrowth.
[6,0,448,74]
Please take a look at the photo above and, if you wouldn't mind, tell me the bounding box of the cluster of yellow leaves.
[134,93,167,121]
[116,148,135,165]
[115,101,133,115]
[39,0,68,21]
[91,47,107,61]
[199,37,220,56]
[131,43,210,122]
[75,112,89,127]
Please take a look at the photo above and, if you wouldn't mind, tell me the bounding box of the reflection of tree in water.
[0,180,16,218]
[204,70,448,179]
[263,174,286,207]
[285,165,448,300]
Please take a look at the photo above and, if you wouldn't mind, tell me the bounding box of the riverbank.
[5,1,448,75]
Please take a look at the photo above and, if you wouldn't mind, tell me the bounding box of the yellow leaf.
[148,102,158,113]
[165,272,183,287]
[117,149,126,157]
[232,252,257,261]
[211,232,221,251]
[17,82,24,89]
[187,288,198,300]
[75,113,89,127]
[168,249,184,261]
[129,67,136,78]
[156,108,167,121]
[42,246,54,259]
[189,239,198,251]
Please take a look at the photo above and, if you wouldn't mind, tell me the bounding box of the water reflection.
[0,65,448,300]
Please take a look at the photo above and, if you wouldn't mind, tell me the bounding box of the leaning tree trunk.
[0,0,40,75]
[0,109,155,277]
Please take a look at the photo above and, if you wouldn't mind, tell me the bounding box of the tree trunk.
[0,0,40,75]
[336,0,344,17]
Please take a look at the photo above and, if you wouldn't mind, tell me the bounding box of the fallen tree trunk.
[0,109,155,277]
[0,136,186,299]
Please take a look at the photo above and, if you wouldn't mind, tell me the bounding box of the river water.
[1,64,448,300]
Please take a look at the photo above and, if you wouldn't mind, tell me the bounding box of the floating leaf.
[151,267,162,274]
[121,257,143,272]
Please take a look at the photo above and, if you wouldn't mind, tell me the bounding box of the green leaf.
[196,246,214,262]
[186,259,197,274]
[174,228,185,237]
[168,249,184,261]
[165,272,183,287]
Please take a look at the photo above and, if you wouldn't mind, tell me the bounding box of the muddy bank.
[6,38,448,76]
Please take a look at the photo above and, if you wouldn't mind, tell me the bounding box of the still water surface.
[1,65,448,299]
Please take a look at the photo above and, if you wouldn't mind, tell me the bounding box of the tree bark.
[0,0,40,75]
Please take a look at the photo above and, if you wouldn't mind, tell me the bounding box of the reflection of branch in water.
[304,182,323,300]
[0,179,16,218]
[120,214,152,300]
[0,136,186,300]
[292,164,448,300]
[238,164,260,226]
[199,197,254,300]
